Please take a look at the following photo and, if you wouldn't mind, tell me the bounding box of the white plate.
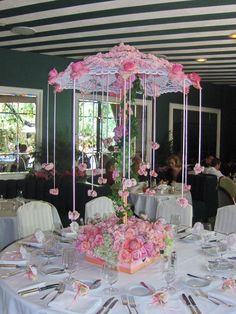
[182,276,211,288]
[48,291,102,314]
[127,284,154,297]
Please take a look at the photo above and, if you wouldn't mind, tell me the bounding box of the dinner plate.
[182,276,211,288]
[127,284,154,297]
[48,291,102,314]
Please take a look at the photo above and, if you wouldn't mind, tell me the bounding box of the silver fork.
[128,295,139,314]
[47,283,65,305]
[121,295,132,314]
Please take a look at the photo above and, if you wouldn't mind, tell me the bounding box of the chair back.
[217,186,235,208]
[85,196,114,223]
[17,201,54,238]
[156,198,193,227]
[214,205,236,234]
[219,176,236,200]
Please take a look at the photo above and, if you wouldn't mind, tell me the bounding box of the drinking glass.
[170,214,181,235]
[164,267,176,293]
[102,263,119,295]
[62,248,78,282]
[42,235,58,265]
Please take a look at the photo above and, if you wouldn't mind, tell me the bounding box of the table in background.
[129,189,192,220]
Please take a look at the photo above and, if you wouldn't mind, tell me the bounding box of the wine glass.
[170,214,181,235]
[102,263,119,295]
[42,235,57,265]
[164,267,176,293]
[62,248,78,283]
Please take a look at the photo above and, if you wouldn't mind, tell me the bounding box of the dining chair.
[214,205,236,234]
[219,176,236,201]
[156,198,193,227]
[85,196,115,223]
[217,186,235,208]
[16,201,57,238]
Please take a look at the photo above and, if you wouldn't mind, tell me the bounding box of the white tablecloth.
[129,190,192,221]
[0,233,235,314]
[0,199,61,250]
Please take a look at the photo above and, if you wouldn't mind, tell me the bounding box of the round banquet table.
[129,188,192,221]
[0,232,235,314]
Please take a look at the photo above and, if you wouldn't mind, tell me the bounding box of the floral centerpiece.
[76,215,173,273]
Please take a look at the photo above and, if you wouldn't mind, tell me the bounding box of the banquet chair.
[217,186,235,208]
[16,201,59,238]
[214,205,236,234]
[85,196,115,223]
[219,176,236,201]
[156,198,193,227]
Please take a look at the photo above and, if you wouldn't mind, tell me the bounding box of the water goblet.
[102,262,119,295]
[42,235,57,265]
[164,267,176,293]
[170,214,181,235]
[62,248,78,283]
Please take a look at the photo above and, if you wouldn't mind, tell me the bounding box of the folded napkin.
[192,222,204,235]
[34,229,45,243]
[0,250,28,266]
[227,233,236,251]
[139,299,190,314]
[48,291,102,314]
[208,288,236,306]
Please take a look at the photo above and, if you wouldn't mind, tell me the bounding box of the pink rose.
[188,72,201,89]
[144,241,154,255]
[112,169,119,181]
[49,188,59,195]
[122,61,136,72]
[129,238,143,250]
[54,84,63,93]
[131,249,142,261]
[118,249,131,263]
[125,228,136,240]
[88,189,97,198]
[152,142,160,150]
[94,234,104,246]
[176,197,189,208]
[194,163,204,175]
[113,239,122,251]
[79,241,91,252]
[48,68,58,85]
[184,184,191,192]
[68,210,80,221]
[71,61,89,80]
[78,163,87,172]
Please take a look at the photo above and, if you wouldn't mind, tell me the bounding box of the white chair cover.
[156,198,193,227]
[214,205,236,234]
[16,201,55,238]
[85,196,114,222]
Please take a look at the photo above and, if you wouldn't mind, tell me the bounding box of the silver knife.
[182,294,196,314]
[188,295,202,314]
[96,297,115,314]
[103,299,118,314]
[0,264,26,269]
[18,283,59,296]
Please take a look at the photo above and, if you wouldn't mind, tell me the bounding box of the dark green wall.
[0,47,235,165]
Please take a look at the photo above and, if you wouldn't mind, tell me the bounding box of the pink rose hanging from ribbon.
[183,184,191,192]
[42,162,54,171]
[193,163,204,175]
[88,189,97,198]
[68,210,80,221]
[98,177,107,185]
[176,197,189,208]
[152,142,160,150]
[49,188,59,196]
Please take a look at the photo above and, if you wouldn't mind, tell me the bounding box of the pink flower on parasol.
[71,61,89,80]
[48,68,58,85]
[188,72,201,89]
[193,163,204,175]
[176,197,189,208]
[68,210,80,221]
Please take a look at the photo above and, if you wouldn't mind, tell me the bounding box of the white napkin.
[48,291,102,314]
[70,221,79,234]
[34,229,45,243]
[208,288,236,306]
[227,233,236,251]
[19,245,30,260]
[192,222,204,235]
[139,299,190,314]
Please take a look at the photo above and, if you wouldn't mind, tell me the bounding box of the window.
[169,103,221,162]
[76,94,152,169]
[0,86,42,173]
